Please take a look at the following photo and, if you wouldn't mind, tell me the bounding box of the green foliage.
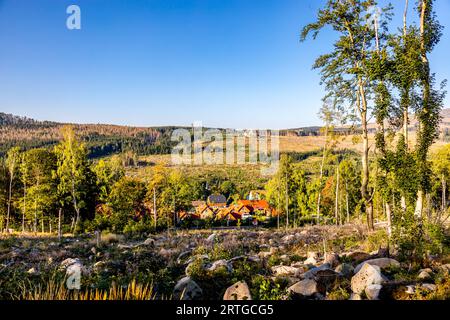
[365,229,388,252]
[92,156,124,203]
[390,208,448,264]
[54,126,97,232]
[251,275,285,300]
[107,176,147,233]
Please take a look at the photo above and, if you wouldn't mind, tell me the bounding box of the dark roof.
[207,194,227,204]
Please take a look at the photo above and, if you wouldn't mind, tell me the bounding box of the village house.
[206,194,227,208]
[179,193,278,223]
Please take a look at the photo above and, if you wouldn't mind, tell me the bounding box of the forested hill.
[0,112,181,158]
[2,109,450,157]
[0,112,58,128]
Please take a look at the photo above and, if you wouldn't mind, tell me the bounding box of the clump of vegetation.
[20,278,156,300]
[251,275,286,300]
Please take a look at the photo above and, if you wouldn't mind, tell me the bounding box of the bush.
[365,229,388,252]
[123,219,154,237]
[251,275,285,300]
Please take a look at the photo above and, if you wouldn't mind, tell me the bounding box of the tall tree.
[19,152,30,233]
[301,0,392,230]
[0,158,8,231]
[431,144,450,216]
[54,126,91,233]
[316,100,339,224]
[21,148,57,233]
[108,176,147,232]
[92,155,124,203]
[5,147,20,232]
[414,0,446,218]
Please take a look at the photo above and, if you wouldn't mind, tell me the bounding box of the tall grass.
[18,279,156,300]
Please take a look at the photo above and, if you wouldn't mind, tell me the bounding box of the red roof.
[237,200,271,210]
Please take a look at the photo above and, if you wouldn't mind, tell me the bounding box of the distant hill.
[0,113,57,128]
[1,108,449,157]
[283,108,450,137]
[0,112,178,158]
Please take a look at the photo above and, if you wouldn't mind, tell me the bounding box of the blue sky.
[0,0,449,129]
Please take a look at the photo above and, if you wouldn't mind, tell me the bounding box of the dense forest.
[0,112,180,157]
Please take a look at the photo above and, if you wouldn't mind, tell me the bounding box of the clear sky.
[0,0,449,129]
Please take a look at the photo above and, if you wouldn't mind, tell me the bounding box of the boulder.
[346,251,371,263]
[291,261,305,268]
[307,251,319,260]
[223,281,252,300]
[176,251,192,264]
[281,234,296,244]
[143,238,155,246]
[258,251,272,259]
[228,255,260,266]
[173,277,203,300]
[60,258,81,270]
[311,268,339,290]
[207,260,232,273]
[302,263,332,280]
[421,283,437,291]
[365,284,382,300]
[335,263,354,278]
[350,293,362,300]
[246,255,261,263]
[185,254,209,265]
[351,263,386,294]
[27,267,37,275]
[304,252,318,265]
[417,269,432,281]
[206,233,217,243]
[92,261,106,273]
[271,265,304,277]
[288,279,325,298]
[323,252,340,268]
[405,285,416,295]
[354,258,400,274]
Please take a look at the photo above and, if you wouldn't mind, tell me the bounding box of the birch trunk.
[335,165,340,226]
[386,202,392,237]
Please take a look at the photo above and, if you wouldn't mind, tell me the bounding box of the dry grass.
[19,279,156,300]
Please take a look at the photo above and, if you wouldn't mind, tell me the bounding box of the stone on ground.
[223,281,252,300]
[173,276,203,300]
[288,279,325,298]
[351,263,386,295]
[365,284,383,300]
[354,258,400,274]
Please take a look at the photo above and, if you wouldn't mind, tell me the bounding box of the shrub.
[365,229,388,252]
[251,275,285,300]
